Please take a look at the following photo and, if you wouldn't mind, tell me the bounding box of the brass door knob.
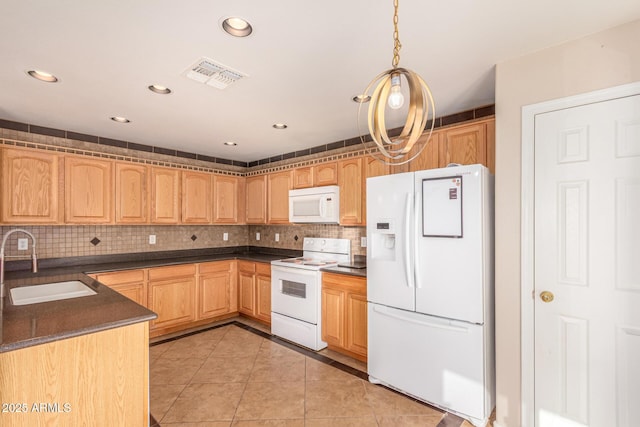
[540,291,554,303]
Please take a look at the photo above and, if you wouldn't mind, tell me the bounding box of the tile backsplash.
[0,224,366,260]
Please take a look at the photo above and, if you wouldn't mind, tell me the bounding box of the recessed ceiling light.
[272,123,288,130]
[27,70,58,83]
[111,116,130,123]
[352,94,371,103]
[222,17,253,37]
[224,141,237,146]
[148,84,171,94]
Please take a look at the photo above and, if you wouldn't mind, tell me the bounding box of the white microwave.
[289,185,340,224]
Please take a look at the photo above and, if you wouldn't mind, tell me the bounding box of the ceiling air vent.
[184,57,246,89]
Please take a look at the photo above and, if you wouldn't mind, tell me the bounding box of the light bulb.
[388,74,404,109]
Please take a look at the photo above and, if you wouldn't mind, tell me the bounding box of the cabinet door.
[246,175,266,224]
[213,175,239,223]
[238,270,255,315]
[255,263,271,323]
[151,167,180,224]
[314,162,338,186]
[337,158,363,225]
[439,122,487,168]
[267,170,292,224]
[64,156,113,223]
[182,171,212,224]
[148,276,196,330]
[293,167,313,189]
[199,271,231,319]
[409,132,441,172]
[321,287,345,347]
[346,292,368,358]
[115,162,148,224]
[1,147,60,224]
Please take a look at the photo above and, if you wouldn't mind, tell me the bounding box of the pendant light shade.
[359,0,435,166]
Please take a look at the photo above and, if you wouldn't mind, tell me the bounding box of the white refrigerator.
[366,164,495,427]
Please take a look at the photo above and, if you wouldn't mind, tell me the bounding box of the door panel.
[534,94,640,427]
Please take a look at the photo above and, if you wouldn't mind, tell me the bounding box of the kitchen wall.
[248,224,367,257]
[0,225,248,259]
[494,18,640,427]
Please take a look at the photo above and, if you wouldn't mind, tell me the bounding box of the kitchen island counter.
[0,272,156,353]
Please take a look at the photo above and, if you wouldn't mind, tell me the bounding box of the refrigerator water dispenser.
[371,220,396,261]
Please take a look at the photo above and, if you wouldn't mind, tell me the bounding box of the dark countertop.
[1,273,157,353]
[321,265,367,278]
[1,246,368,353]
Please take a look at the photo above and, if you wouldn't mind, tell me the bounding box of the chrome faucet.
[0,229,38,297]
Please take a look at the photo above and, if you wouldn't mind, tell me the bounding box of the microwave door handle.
[319,196,327,217]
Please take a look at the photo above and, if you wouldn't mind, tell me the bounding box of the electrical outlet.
[275,233,280,242]
[149,235,156,244]
[256,232,261,241]
[223,232,229,241]
[18,238,28,250]
[360,237,367,247]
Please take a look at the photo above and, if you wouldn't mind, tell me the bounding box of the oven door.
[271,265,320,324]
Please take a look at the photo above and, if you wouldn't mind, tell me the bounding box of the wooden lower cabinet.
[198,260,237,319]
[91,269,147,307]
[148,264,197,333]
[321,272,367,362]
[0,322,149,427]
[237,260,271,324]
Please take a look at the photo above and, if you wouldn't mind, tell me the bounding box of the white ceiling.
[2,1,640,163]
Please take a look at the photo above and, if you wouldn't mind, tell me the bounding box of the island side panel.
[0,322,149,427]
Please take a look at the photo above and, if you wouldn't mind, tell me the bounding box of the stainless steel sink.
[10,280,97,306]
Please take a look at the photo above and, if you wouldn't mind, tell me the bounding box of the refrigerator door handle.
[404,192,414,288]
[373,304,470,333]
[414,190,422,289]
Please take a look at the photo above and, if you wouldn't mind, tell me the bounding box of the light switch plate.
[275,233,280,242]
[360,237,367,247]
[223,232,229,241]
[256,232,261,241]
[149,235,156,244]
[18,238,28,250]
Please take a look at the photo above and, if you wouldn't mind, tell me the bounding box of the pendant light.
[358,0,435,166]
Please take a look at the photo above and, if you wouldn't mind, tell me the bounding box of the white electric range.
[271,237,351,350]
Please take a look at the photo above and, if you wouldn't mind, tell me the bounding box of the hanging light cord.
[392,0,401,69]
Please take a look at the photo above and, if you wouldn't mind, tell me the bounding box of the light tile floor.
[149,320,476,427]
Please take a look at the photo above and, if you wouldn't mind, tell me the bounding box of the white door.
[534,94,640,426]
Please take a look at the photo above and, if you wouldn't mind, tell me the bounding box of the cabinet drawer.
[199,260,233,275]
[94,269,145,285]
[149,264,197,281]
[255,262,271,276]
[238,260,256,273]
[322,272,366,294]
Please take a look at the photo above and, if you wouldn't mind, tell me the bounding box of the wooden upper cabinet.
[182,171,212,224]
[267,171,292,224]
[213,175,240,223]
[409,131,441,172]
[1,147,61,224]
[314,162,338,186]
[64,156,113,224]
[486,119,496,175]
[363,157,389,179]
[246,175,267,224]
[337,158,363,225]
[151,167,180,224]
[115,162,148,224]
[439,122,487,169]
[293,167,313,189]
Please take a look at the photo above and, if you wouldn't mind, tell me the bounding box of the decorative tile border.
[0,104,493,175]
